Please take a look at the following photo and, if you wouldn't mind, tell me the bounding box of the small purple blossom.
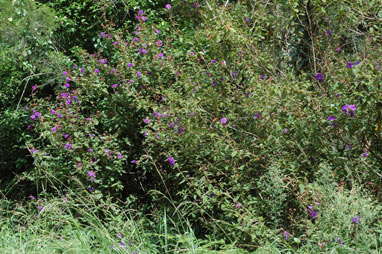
[144,118,150,124]
[336,47,341,53]
[211,59,217,64]
[165,4,171,10]
[62,71,67,76]
[118,154,123,159]
[283,231,290,241]
[315,73,323,83]
[190,51,195,56]
[133,37,139,42]
[327,29,333,36]
[32,85,37,91]
[157,40,163,47]
[51,127,57,133]
[352,215,361,224]
[95,69,99,74]
[341,104,356,117]
[221,117,227,124]
[254,113,261,119]
[346,62,353,69]
[65,83,70,88]
[168,157,175,166]
[307,205,318,219]
[353,61,360,67]
[282,128,288,134]
[363,151,368,158]
[29,195,35,200]
[137,72,142,77]
[328,116,336,121]
[88,171,96,182]
[128,62,132,68]
[64,142,73,150]
[236,203,242,208]
[131,160,137,164]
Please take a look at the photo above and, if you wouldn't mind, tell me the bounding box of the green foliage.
[2,0,382,252]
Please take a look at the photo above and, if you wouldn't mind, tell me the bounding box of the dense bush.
[2,0,382,252]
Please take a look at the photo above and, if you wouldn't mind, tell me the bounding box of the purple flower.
[64,143,72,150]
[138,10,143,15]
[88,171,96,182]
[168,157,175,166]
[89,186,95,192]
[30,114,36,120]
[352,215,360,224]
[144,118,150,124]
[282,128,288,134]
[128,62,132,68]
[95,69,99,74]
[156,29,161,34]
[346,62,353,69]
[376,64,380,71]
[37,205,43,211]
[157,40,163,47]
[139,48,147,55]
[254,113,261,119]
[221,117,227,124]
[81,67,85,73]
[158,53,164,59]
[32,85,37,91]
[51,127,57,133]
[363,152,368,158]
[328,116,336,121]
[118,154,123,159]
[165,4,171,10]
[353,61,360,67]
[141,16,147,22]
[236,203,242,208]
[133,37,139,42]
[65,83,70,88]
[190,51,195,56]
[178,127,184,134]
[63,71,67,76]
[118,233,122,239]
[336,47,341,53]
[137,72,142,77]
[112,84,118,88]
[283,231,290,241]
[211,59,217,64]
[88,148,93,152]
[342,104,356,117]
[29,195,35,200]
[327,29,333,36]
[113,41,118,45]
[101,32,106,38]
[131,160,137,164]
[315,73,323,83]
[307,206,318,218]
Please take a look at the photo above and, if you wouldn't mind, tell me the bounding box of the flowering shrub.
[3,0,382,251]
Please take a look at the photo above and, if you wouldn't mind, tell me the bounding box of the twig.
[16,72,53,110]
